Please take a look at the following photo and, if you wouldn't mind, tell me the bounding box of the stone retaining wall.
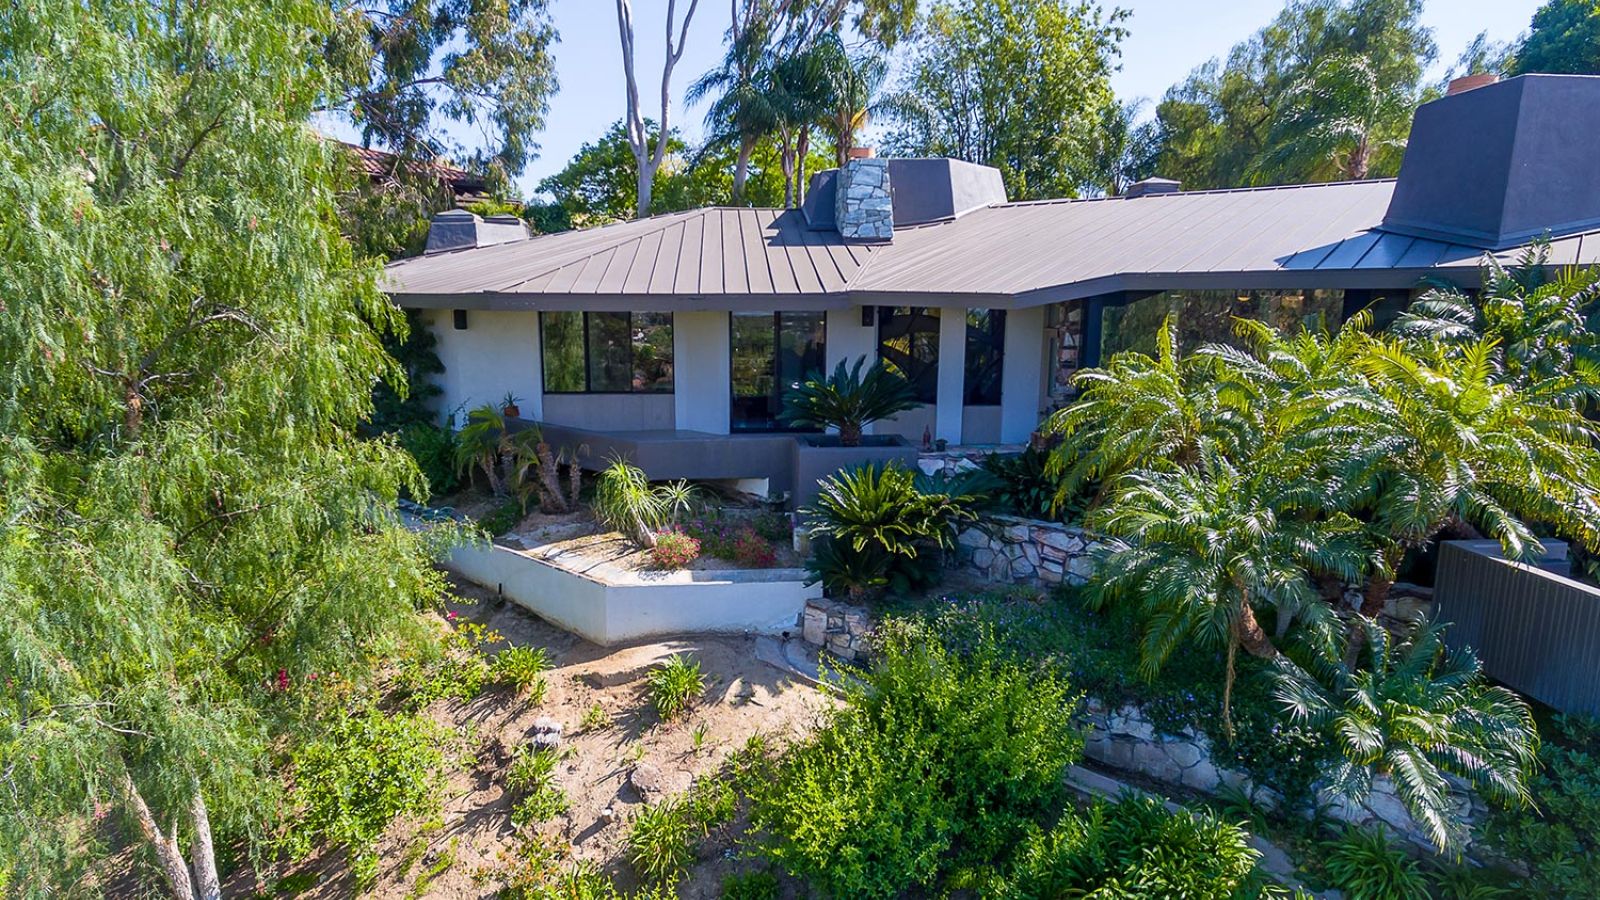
[1082,698,1487,854]
[952,514,1103,587]
[800,598,873,662]
[915,445,1024,478]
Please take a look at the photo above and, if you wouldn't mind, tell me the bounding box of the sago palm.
[780,355,919,446]
[1043,318,1250,510]
[1273,618,1538,851]
[1392,241,1600,402]
[454,404,506,496]
[1086,456,1367,738]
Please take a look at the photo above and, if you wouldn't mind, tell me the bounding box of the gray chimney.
[1124,177,1181,198]
[834,157,893,241]
[425,209,530,254]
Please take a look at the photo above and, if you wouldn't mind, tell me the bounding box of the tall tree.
[1083,98,1158,196]
[687,1,781,204]
[0,0,450,893]
[615,0,702,219]
[1256,54,1414,182]
[1511,0,1600,76]
[325,0,560,181]
[1148,0,1434,189]
[883,0,1128,201]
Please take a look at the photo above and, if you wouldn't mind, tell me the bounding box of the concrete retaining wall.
[445,540,820,646]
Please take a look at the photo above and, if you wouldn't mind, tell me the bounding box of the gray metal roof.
[386,179,1600,311]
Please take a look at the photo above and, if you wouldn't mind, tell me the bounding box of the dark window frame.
[877,306,941,404]
[963,308,1006,406]
[729,311,827,433]
[539,311,675,395]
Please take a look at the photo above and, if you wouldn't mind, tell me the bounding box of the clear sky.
[373,0,1546,199]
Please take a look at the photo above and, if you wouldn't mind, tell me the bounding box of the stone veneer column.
[834,158,893,241]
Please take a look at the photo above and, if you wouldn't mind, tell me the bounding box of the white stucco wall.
[424,309,542,424]
[674,311,731,434]
[1000,305,1047,443]
[935,310,968,443]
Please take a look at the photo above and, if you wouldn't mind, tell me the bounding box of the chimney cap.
[847,145,876,160]
[1447,73,1499,95]
[1125,177,1181,199]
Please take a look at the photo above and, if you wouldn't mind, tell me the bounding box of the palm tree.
[1042,319,1247,511]
[1086,457,1367,738]
[1392,241,1600,401]
[1257,54,1414,182]
[815,36,888,168]
[1084,99,1158,197]
[686,3,780,204]
[454,404,507,496]
[1273,618,1539,851]
[780,355,919,446]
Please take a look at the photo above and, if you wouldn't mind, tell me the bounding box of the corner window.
[731,311,826,432]
[964,309,1005,405]
[540,311,674,393]
[877,306,939,403]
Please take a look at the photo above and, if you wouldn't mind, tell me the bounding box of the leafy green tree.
[0,1,452,893]
[1083,98,1159,197]
[1274,619,1539,851]
[884,0,1128,200]
[1149,0,1434,188]
[537,120,693,225]
[1511,0,1600,76]
[324,0,560,181]
[1257,53,1414,182]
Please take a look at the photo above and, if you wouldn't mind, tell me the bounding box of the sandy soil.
[284,575,828,899]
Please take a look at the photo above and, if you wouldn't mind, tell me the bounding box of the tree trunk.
[779,129,796,208]
[1346,545,1403,666]
[795,127,810,205]
[120,771,197,900]
[732,137,754,204]
[566,454,582,509]
[1223,632,1238,742]
[838,423,862,447]
[636,153,654,219]
[535,440,567,513]
[1236,595,1277,659]
[189,791,222,900]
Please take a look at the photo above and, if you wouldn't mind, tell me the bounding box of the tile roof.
[385,179,1600,310]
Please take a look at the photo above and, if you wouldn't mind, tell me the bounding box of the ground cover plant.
[646,653,707,720]
[1483,713,1600,896]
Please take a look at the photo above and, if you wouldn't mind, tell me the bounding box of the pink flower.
[274,668,289,692]
[446,610,458,621]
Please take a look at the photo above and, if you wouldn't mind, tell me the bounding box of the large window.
[731,311,826,431]
[878,306,940,403]
[1100,290,1345,359]
[964,309,1006,405]
[540,311,674,393]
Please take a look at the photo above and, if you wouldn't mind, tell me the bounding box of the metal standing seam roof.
[385,180,1600,310]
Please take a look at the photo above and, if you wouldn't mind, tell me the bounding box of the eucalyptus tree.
[1274,619,1538,851]
[0,1,452,894]
[614,0,702,218]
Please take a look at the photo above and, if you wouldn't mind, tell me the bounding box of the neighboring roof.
[386,207,877,310]
[340,141,487,195]
[386,179,1600,311]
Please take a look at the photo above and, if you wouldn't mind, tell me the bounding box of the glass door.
[730,311,826,431]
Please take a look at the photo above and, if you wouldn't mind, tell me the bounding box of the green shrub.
[626,795,699,885]
[747,625,1082,898]
[394,618,497,709]
[501,836,621,899]
[506,748,568,828]
[994,794,1259,899]
[1484,713,1600,897]
[495,644,551,697]
[646,654,705,720]
[1322,826,1430,900]
[399,422,460,498]
[720,870,780,900]
[282,706,446,889]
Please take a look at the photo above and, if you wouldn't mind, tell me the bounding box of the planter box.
[790,434,919,511]
[443,539,819,646]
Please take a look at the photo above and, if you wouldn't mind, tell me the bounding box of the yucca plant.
[780,355,919,446]
[1273,618,1539,852]
[592,461,695,549]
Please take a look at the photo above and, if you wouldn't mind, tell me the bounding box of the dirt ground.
[286,575,829,899]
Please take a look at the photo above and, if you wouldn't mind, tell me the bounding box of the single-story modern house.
[384,74,1600,501]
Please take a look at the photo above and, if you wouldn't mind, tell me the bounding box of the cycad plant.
[1086,457,1367,737]
[781,355,919,446]
[1273,618,1538,852]
[454,404,507,495]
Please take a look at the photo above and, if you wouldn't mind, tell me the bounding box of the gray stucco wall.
[541,393,675,432]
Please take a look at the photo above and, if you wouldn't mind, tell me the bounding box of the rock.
[1038,529,1074,551]
[1003,524,1030,543]
[1165,740,1204,769]
[844,612,869,636]
[1021,543,1041,566]
[958,527,989,549]
[530,716,563,751]
[972,548,994,569]
[629,763,667,800]
[1009,557,1035,580]
[1180,760,1221,793]
[801,605,826,645]
[917,458,942,476]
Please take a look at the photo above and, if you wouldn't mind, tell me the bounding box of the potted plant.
[780,356,919,447]
[501,392,522,419]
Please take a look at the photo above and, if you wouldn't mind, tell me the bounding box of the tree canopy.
[883,0,1128,200]
[0,0,452,892]
[1146,0,1434,189]
[1511,0,1600,76]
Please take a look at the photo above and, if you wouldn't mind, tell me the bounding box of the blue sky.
[339,0,1544,198]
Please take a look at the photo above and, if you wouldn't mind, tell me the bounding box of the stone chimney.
[425,208,530,254]
[834,156,893,241]
[1447,73,1499,95]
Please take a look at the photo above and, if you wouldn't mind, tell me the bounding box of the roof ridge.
[993,178,1398,210]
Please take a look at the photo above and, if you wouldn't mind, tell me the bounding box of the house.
[341,140,490,204]
[383,74,1600,502]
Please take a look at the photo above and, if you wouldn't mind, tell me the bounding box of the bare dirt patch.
[286,575,827,899]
